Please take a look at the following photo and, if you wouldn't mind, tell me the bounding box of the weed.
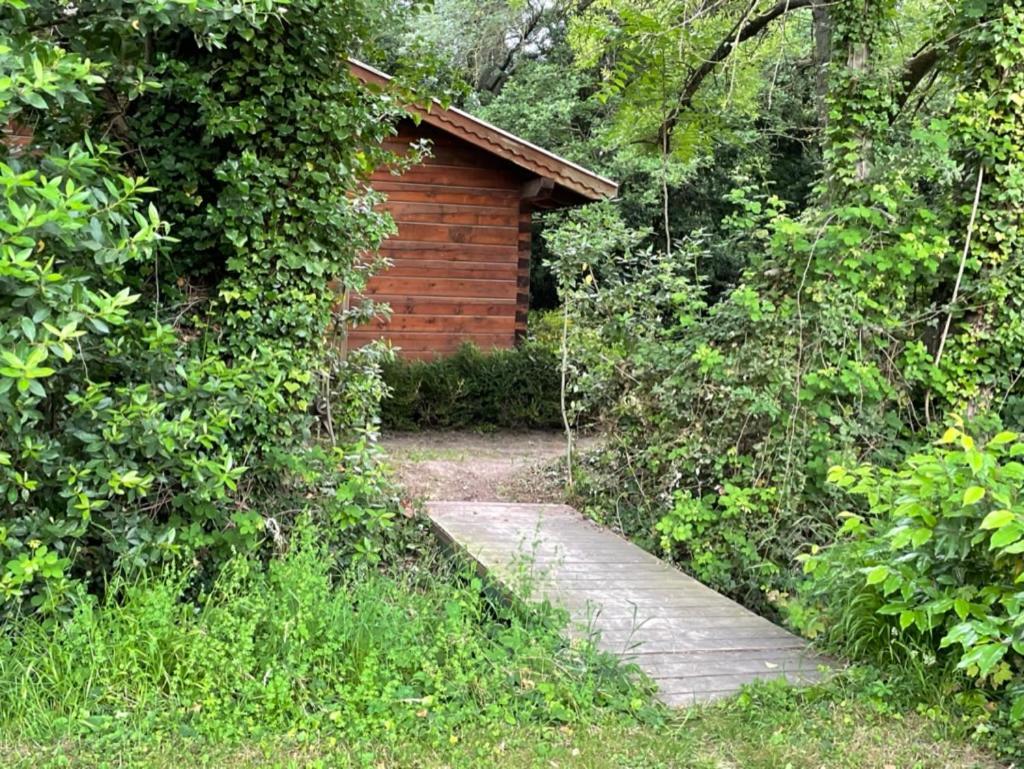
[0,535,648,753]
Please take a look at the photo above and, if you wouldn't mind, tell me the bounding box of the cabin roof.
[349,59,618,205]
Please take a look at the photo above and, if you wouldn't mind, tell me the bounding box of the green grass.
[0,539,651,754]
[1,679,1000,768]
[0,538,1005,769]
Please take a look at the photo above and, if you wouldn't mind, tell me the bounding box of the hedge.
[381,343,561,430]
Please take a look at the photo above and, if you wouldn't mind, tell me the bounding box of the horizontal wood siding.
[352,122,527,358]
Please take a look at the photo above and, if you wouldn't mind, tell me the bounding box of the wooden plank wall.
[349,122,530,359]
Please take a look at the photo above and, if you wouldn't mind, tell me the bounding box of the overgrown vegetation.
[792,423,1024,736]
[0,538,651,749]
[381,342,561,430]
[394,0,1024,757]
[4,0,1024,764]
[1,669,1002,768]
[0,0,405,614]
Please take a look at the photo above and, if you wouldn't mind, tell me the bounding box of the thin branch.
[934,165,985,368]
[664,0,816,133]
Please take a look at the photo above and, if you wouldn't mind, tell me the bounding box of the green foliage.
[563,0,822,262]
[0,539,652,748]
[549,0,1024,631]
[0,664,1004,767]
[1,0,409,614]
[380,343,561,430]
[793,423,1024,737]
[405,2,820,303]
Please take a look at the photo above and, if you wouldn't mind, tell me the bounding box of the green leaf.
[953,598,970,620]
[959,643,1007,678]
[1011,694,1024,723]
[963,486,986,506]
[966,450,983,474]
[980,509,1013,530]
[941,622,977,649]
[989,524,1022,549]
[0,351,23,368]
[910,527,932,547]
[22,90,47,110]
[1001,539,1024,554]
[865,565,889,585]
[989,431,1017,447]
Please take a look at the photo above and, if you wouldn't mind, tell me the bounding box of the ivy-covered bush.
[381,342,561,430]
[0,0,408,615]
[792,422,1024,731]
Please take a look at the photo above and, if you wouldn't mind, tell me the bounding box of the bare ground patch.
[382,429,593,503]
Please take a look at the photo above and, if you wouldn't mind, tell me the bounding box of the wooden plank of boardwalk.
[426,501,830,707]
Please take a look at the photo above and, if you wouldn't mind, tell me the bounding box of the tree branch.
[665,0,816,132]
[894,46,941,111]
[481,0,598,93]
[659,0,946,140]
[481,2,547,92]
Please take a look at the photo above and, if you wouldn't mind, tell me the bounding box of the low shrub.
[790,421,1024,748]
[0,536,653,749]
[380,342,561,430]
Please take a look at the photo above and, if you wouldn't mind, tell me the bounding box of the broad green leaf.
[941,622,977,649]
[980,509,1013,529]
[989,431,1017,447]
[1011,695,1024,723]
[910,528,932,547]
[959,643,1006,677]
[963,486,986,506]
[865,565,889,585]
[989,524,1022,549]
[966,450,983,473]
[22,90,47,110]
[953,598,970,620]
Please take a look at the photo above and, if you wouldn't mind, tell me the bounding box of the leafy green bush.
[546,1,1024,619]
[792,422,1024,732]
[381,343,561,430]
[1,0,408,613]
[0,537,652,748]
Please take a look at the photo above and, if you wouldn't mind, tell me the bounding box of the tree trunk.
[811,0,831,129]
[846,41,872,181]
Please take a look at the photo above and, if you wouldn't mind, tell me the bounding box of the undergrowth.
[0,532,655,753]
[0,665,1003,768]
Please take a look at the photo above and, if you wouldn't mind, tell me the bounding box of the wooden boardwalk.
[427,501,830,706]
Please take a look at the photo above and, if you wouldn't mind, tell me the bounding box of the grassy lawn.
[3,679,1001,769]
[0,527,1009,769]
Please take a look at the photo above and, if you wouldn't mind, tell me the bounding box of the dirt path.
[382,430,588,503]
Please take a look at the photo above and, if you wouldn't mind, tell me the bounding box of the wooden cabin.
[347,60,617,359]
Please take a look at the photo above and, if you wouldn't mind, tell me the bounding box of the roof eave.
[349,58,618,204]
